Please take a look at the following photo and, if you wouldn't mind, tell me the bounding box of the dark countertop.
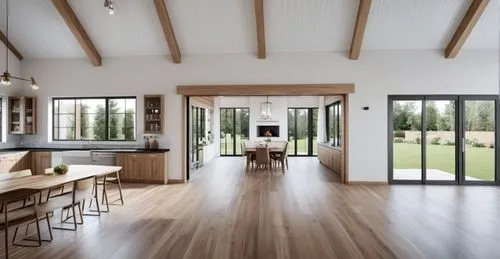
[0,147,170,153]
[318,142,343,151]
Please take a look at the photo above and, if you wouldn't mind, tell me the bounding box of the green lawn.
[394,143,495,180]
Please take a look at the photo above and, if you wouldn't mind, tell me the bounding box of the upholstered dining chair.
[272,141,289,174]
[255,147,271,174]
[242,141,255,171]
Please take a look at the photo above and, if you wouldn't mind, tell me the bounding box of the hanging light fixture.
[104,0,115,15]
[260,96,272,120]
[0,0,39,90]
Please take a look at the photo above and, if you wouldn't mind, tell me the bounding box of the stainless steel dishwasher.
[91,151,117,166]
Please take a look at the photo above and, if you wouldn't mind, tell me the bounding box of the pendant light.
[104,0,115,15]
[260,96,272,120]
[0,0,39,90]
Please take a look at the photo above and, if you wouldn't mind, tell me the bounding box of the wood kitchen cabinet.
[9,97,37,134]
[318,143,343,178]
[116,152,168,184]
[31,152,52,175]
[0,152,31,173]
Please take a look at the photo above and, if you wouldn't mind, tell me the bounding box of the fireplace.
[257,125,279,137]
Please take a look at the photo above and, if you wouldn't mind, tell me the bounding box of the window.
[288,108,318,156]
[220,108,250,156]
[326,101,342,147]
[53,97,136,141]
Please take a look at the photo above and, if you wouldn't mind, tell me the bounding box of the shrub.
[394,131,405,138]
[489,144,495,149]
[472,142,486,148]
[444,140,455,146]
[415,137,421,144]
[394,138,404,143]
[430,137,441,145]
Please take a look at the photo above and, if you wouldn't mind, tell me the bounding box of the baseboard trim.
[348,181,388,185]
[167,179,185,184]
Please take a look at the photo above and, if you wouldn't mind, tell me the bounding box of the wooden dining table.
[244,146,286,173]
[0,165,122,200]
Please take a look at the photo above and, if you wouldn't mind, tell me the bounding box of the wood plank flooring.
[3,157,500,259]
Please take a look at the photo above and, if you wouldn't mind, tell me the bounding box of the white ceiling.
[0,0,497,59]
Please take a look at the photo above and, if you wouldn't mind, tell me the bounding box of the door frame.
[179,83,355,183]
[388,95,500,185]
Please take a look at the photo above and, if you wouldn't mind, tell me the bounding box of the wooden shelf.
[144,95,164,135]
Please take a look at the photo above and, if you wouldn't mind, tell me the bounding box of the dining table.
[244,145,286,173]
[0,165,122,202]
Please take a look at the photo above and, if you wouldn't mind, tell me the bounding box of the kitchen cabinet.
[31,152,52,175]
[318,143,343,177]
[0,151,31,173]
[9,97,37,134]
[116,152,168,184]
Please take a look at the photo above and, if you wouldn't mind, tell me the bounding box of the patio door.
[389,95,499,185]
[220,108,250,156]
[287,108,318,156]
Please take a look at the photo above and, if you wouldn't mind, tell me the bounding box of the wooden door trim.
[179,84,353,184]
[177,84,354,96]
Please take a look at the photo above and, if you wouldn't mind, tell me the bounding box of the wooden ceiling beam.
[177,84,355,96]
[445,0,489,59]
[154,0,181,64]
[255,0,266,59]
[349,0,372,60]
[0,30,23,60]
[52,0,102,66]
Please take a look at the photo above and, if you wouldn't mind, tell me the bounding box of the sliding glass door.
[389,95,499,185]
[220,108,249,156]
[288,108,318,156]
[463,98,497,183]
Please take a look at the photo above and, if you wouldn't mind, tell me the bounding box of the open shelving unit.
[144,95,164,134]
[9,97,37,135]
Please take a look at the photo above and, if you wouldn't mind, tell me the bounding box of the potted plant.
[53,164,69,175]
[264,130,272,146]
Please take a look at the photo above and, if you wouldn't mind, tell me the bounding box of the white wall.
[20,50,499,182]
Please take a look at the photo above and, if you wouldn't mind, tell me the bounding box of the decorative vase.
[151,139,159,149]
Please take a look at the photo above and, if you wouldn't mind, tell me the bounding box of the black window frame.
[388,95,500,186]
[287,107,318,156]
[220,107,250,156]
[52,96,137,142]
[326,101,342,147]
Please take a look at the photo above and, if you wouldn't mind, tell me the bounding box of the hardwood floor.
[3,157,500,259]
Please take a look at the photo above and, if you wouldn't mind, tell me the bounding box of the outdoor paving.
[394,169,480,181]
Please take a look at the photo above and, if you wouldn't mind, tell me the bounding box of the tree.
[124,108,135,140]
[80,104,90,139]
[93,105,106,140]
[426,102,439,131]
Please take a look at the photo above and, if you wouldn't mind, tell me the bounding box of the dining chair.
[47,176,96,231]
[242,141,255,171]
[0,189,45,259]
[95,170,124,213]
[272,141,289,174]
[255,147,271,174]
